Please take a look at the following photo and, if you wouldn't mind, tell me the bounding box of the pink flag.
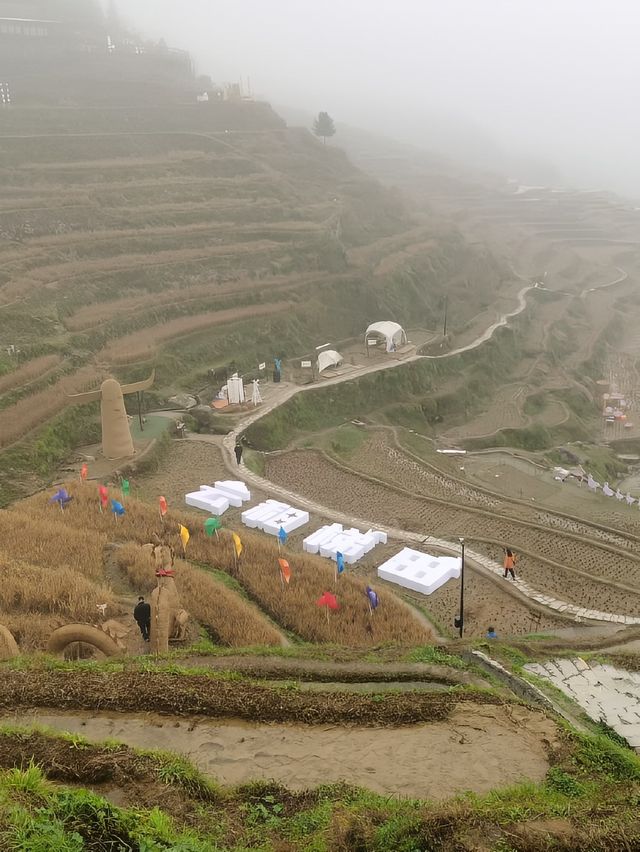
[99,485,109,510]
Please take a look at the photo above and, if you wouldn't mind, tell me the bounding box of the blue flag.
[366,586,379,610]
[336,552,345,575]
[111,499,125,516]
[278,526,287,545]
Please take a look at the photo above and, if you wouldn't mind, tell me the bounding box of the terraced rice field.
[265,441,640,617]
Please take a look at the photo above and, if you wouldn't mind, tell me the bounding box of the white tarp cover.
[377,548,461,596]
[317,349,343,373]
[303,523,387,563]
[241,499,310,535]
[365,321,407,352]
[185,481,251,515]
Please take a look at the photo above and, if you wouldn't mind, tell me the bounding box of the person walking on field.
[503,548,517,580]
[133,596,151,641]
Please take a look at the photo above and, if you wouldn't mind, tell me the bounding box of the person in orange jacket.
[503,547,517,580]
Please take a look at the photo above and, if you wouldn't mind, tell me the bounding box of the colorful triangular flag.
[204,517,222,537]
[50,488,72,509]
[98,484,109,510]
[179,524,190,553]
[232,532,243,559]
[316,591,339,610]
[111,499,125,517]
[278,558,291,584]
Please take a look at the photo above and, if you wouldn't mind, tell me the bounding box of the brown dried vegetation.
[98,301,290,364]
[0,355,62,396]
[21,485,431,647]
[0,366,103,448]
[116,543,283,647]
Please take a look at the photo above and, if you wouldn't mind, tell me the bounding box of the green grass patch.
[0,722,640,850]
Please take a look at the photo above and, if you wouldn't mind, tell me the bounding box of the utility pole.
[454,537,465,638]
[443,293,449,338]
[137,391,144,432]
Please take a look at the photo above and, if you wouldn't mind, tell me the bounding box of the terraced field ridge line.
[216,442,640,627]
[215,274,640,626]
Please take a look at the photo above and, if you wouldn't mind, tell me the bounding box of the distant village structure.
[0,0,248,107]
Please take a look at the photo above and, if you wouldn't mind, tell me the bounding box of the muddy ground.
[0,703,557,799]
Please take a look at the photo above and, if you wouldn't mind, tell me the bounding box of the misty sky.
[117,0,640,196]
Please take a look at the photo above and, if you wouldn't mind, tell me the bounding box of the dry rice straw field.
[116,543,283,647]
[16,483,432,648]
[0,366,104,448]
[0,355,62,396]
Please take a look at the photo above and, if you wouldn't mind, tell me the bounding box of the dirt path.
[0,705,557,799]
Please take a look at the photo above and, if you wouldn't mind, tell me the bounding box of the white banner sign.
[258,362,266,370]
[301,360,312,368]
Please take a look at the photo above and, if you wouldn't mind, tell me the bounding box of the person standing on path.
[133,596,151,641]
[234,441,243,465]
[503,548,517,580]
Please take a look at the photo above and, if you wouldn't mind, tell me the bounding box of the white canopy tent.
[365,321,407,352]
[317,349,343,373]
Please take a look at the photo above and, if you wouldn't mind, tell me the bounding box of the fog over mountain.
[116,1,639,196]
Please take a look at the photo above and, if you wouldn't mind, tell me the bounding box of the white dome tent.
[365,321,407,352]
[317,349,343,374]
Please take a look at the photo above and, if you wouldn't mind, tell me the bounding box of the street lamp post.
[455,537,465,638]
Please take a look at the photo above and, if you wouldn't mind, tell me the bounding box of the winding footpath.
[211,273,640,628]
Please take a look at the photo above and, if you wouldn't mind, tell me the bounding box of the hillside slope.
[0,99,510,498]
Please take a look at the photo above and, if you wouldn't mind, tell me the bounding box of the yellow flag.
[179,524,190,552]
[232,532,243,559]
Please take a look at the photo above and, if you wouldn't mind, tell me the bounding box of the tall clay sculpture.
[67,371,155,460]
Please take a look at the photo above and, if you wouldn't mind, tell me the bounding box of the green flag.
[204,517,222,536]
[121,479,130,497]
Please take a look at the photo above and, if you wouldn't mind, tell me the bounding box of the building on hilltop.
[0,0,194,106]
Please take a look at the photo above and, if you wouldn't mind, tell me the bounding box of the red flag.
[80,463,88,481]
[278,558,291,584]
[159,496,168,517]
[316,591,339,610]
[99,485,109,510]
